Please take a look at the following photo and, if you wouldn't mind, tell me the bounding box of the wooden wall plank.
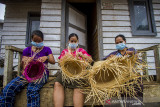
[3,23,27,27]
[102,15,130,21]
[3,27,26,32]
[153,4,160,9]
[41,9,61,15]
[44,41,60,47]
[41,28,61,34]
[154,10,160,15]
[152,0,160,3]
[44,35,61,41]
[113,4,128,10]
[40,22,61,27]
[41,3,61,9]
[2,36,26,40]
[102,10,129,15]
[2,32,26,36]
[102,21,131,26]
[103,38,160,44]
[41,16,61,22]
[102,27,131,31]
[103,32,132,37]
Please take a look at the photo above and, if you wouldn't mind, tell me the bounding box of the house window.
[128,0,156,36]
[26,12,40,46]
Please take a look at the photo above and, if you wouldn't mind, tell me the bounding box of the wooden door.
[66,4,87,50]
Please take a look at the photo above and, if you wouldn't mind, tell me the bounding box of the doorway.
[65,1,99,61]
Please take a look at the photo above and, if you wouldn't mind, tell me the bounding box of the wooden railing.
[3,45,23,87]
[138,44,160,83]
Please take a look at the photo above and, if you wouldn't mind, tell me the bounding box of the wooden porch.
[1,45,160,106]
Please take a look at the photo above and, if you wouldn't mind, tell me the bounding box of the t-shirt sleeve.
[79,48,91,56]
[128,47,137,55]
[102,51,117,60]
[58,49,67,59]
[46,47,53,56]
[22,47,30,56]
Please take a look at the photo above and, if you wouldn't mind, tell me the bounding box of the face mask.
[31,41,44,48]
[116,42,126,50]
[68,43,78,49]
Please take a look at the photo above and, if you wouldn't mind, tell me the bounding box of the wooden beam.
[17,52,22,76]
[138,45,159,52]
[5,45,23,53]
[142,52,148,76]
[3,46,13,87]
[154,45,160,83]
[97,0,103,60]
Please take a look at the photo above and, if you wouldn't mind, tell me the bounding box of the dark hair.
[115,34,126,41]
[31,30,44,40]
[68,33,79,40]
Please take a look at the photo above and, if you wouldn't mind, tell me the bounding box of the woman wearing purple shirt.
[0,30,55,107]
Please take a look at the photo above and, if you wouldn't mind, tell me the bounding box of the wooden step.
[14,78,101,107]
[1,78,160,106]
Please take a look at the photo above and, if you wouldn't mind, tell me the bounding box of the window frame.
[25,12,40,47]
[128,0,157,36]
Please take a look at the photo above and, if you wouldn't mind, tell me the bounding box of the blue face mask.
[116,43,126,50]
[68,43,78,49]
[31,41,44,48]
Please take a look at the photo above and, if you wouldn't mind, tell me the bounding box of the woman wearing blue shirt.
[103,34,136,60]
[103,34,143,106]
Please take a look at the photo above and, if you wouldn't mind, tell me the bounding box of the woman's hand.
[76,52,93,63]
[109,54,114,58]
[22,56,33,65]
[21,56,34,72]
[76,52,83,57]
[76,52,83,59]
[38,55,56,64]
[126,51,134,56]
[38,56,48,62]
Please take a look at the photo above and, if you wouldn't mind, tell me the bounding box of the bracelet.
[47,56,49,60]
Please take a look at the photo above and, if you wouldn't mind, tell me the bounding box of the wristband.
[47,56,49,60]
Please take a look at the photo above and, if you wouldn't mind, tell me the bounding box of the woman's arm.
[48,54,55,64]
[22,56,33,65]
[76,52,93,63]
[83,55,93,63]
[126,48,137,56]
[21,56,34,73]
[38,54,55,64]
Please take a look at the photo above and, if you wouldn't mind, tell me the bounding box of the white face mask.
[68,43,78,49]
[31,41,44,48]
[116,42,126,50]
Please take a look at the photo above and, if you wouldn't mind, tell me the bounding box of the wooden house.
[0,0,160,106]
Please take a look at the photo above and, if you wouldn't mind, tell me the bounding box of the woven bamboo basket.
[59,53,91,85]
[84,55,146,105]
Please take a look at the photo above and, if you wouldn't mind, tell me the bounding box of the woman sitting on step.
[53,33,93,107]
[0,30,55,107]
